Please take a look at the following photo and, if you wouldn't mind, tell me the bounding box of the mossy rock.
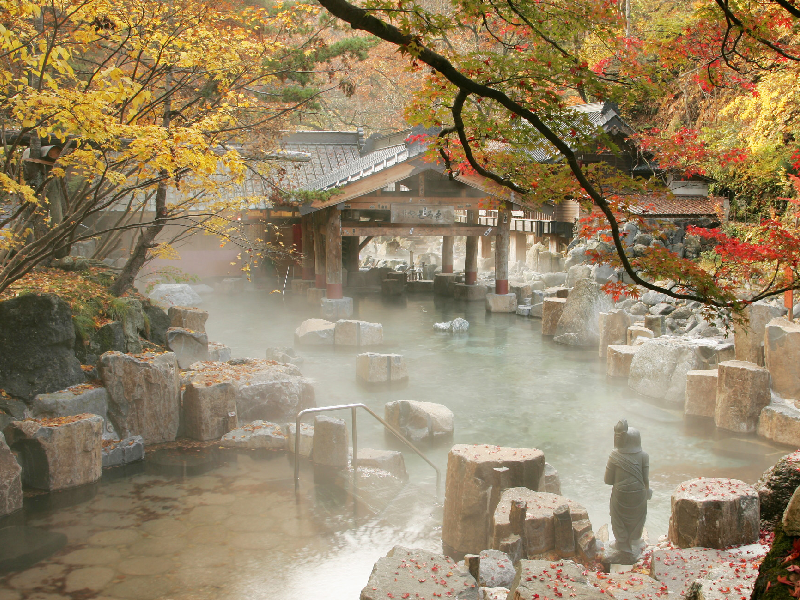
[751,523,800,599]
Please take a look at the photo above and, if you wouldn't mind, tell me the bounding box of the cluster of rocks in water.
[360,443,800,600]
[0,294,459,524]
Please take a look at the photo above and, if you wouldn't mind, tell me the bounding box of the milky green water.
[0,289,792,600]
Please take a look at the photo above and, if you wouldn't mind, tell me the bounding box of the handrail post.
[351,406,358,470]
[294,413,302,496]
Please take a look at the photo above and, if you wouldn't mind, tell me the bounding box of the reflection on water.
[0,289,793,599]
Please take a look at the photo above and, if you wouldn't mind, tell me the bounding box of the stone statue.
[604,419,651,562]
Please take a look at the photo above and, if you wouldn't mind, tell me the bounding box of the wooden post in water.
[314,212,326,289]
[442,236,454,273]
[495,207,510,295]
[465,210,478,285]
[326,209,343,299]
[301,214,315,281]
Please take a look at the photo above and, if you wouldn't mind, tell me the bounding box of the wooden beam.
[340,224,497,237]
[311,162,417,209]
[343,198,482,210]
[358,236,374,251]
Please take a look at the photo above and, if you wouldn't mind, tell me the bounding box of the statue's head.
[619,427,642,454]
[614,419,628,448]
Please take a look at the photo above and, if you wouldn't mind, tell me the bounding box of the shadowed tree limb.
[313,0,751,308]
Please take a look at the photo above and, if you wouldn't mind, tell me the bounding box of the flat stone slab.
[220,421,285,449]
[359,546,478,600]
[587,571,669,599]
[356,448,407,479]
[31,384,109,428]
[649,545,765,597]
[509,559,604,600]
[0,526,68,573]
[102,435,144,468]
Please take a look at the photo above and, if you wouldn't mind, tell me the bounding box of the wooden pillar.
[442,236,454,273]
[465,210,478,285]
[326,209,343,299]
[314,212,326,289]
[301,214,315,281]
[495,207,510,295]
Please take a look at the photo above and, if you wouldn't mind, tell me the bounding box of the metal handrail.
[294,403,441,495]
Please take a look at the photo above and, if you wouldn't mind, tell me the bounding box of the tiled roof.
[628,194,723,217]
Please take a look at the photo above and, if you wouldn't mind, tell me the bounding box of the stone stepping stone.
[360,546,478,600]
[668,478,759,549]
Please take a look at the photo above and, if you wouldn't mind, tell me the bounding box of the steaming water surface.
[0,289,791,599]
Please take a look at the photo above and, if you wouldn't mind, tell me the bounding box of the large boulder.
[598,309,630,357]
[758,400,800,447]
[734,301,787,366]
[684,370,718,418]
[30,384,109,430]
[168,306,208,333]
[182,380,237,441]
[0,432,22,516]
[443,444,545,558]
[98,351,181,444]
[4,414,103,491]
[714,360,771,433]
[754,450,800,530]
[384,400,454,443]
[565,264,593,288]
[553,279,613,347]
[334,320,383,346]
[166,327,209,369]
[765,317,800,399]
[294,319,335,345]
[0,294,84,400]
[187,359,315,423]
[142,300,170,346]
[148,283,202,308]
[628,337,734,406]
[117,297,145,353]
[360,546,478,600]
[668,478,759,549]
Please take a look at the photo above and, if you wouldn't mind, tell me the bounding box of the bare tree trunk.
[110,178,168,296]
[625,0,631,38]
[110,70,172,297]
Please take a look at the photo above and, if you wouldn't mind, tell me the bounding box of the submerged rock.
[433,318,470,333]
[220,421,285,449]
[294,318,335,345]
[385,399,454,443]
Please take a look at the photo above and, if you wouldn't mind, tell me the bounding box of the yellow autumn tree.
[0,0,367,295]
